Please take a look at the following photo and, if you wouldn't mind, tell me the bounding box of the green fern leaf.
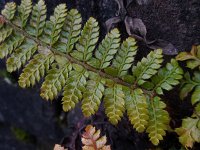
[176,45,200,70]
[152,59,183,95]
[40,4,67,46]
[62,64,88,112]
[89,28,120,69]
[179,72,196,100]
[13,0,32,28]
[71,17,99,61]
[0,26,13,43]
[180,71,200,104]
[6,39,37,72]
[40,58,72,101]
[18,53,54,88]
[0,33,24,59]
[191,86,200,105]
[1,2,16,20]
[81,72,105,117]
[175,117,200,148]
[146,96,170,145]
[125,88,149,132]
[112,37,137,77]
[180,71,200,105]
[104,84,125,125]
[132,49,163,85]
[26,0,47,37]
[56,9,82,53]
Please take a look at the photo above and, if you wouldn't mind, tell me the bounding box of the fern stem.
[4,17,154,96]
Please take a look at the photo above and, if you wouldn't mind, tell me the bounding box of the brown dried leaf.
[147,39,178,55]
[0,15,5,25]
[101,146,111,150]
[105,17,121,32]
[82,125,111,150]
[54,144,67,150]
[176,45,200,61]
[114,0,127,17]
[176,45,200,69]
[125,16,147,41]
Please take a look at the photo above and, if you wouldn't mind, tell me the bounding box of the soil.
[0,0,200,150]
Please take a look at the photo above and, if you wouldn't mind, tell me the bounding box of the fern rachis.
[0,0,185,146]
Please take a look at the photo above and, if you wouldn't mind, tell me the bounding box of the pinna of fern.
[0,0,184,146]
[175,45,200,148]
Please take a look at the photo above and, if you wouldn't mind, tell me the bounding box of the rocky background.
[0,0,200,149]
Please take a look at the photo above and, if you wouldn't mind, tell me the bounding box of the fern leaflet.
[125,88,149,132]
[146,96,170,145]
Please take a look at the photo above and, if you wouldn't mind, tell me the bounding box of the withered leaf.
[82,125,111,150]
[105,16,121,32]
[0,15,5,25]
[147,39,178,55]
[114,0,127,17]
[125,16,147,41]
[54,144,67,150]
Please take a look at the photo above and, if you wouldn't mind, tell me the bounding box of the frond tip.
[81,72,105,117]
[40,56,72,100]
[126,88,149,132]
[104,84,125,125]
[18,53,54,88]
[146,96,170,145]
[61,64,88,112]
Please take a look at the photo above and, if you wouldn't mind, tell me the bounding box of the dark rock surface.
[0,61,63,149]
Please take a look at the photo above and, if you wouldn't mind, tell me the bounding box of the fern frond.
[18,53,54,88]
[82,72,105,117]
[0,33,24,59]
[40,56,72,100]
[132,49,163,85]
[146,96,170,145]
[104,84,125,125]
[192,86,200,105]
[179,72,196,100]
[112,37,137,77]
[62,64,88,112]
[82,125,111,150]
[176,45,200,70]
[180,71,200,105]
[125,88,149,132]
[71,17,99,61]
[1,2,16,21]
[26,0,47,37]
[152,59,183,95]
[176,45,200,148]
[175,117,200,148]
[40,4,67,46]
[13,0,32,28]
[89,28,120,69]
[0,1,186,146]
[56,9,82,53]
[0,26,13,43]
[6,39,37,72]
